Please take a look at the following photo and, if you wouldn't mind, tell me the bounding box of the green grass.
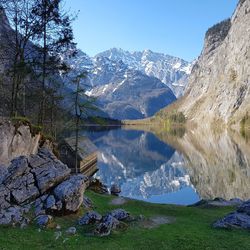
[0,191,250,250]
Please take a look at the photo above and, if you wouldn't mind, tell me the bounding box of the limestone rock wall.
[0,121,41,166]
[178,0,250,127]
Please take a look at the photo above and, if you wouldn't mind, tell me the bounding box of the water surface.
[84,127,250,205]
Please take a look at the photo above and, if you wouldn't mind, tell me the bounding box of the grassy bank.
[0,191,249,250]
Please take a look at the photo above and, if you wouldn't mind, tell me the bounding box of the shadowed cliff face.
[159,128,250,201]
[177,0,250,126]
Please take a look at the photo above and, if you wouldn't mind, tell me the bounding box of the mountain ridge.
[65,48,192,120]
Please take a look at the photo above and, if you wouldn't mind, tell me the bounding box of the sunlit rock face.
[169,128,250,201]
[0,121,40,166]
[177,0,250,126]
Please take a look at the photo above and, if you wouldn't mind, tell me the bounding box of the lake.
[84,127,250,205]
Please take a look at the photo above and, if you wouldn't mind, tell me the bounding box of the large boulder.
[213,212,250,230]
[53,174,87,213]
[0,147,85,226]
[213,200,250,230]
[237,200,250,215]
[0,149,71,205]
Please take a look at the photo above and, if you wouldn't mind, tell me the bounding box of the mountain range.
[65,48,192,120]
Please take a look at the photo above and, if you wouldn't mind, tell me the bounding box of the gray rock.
[213,212,250,229]
[176,0,250,127]
[31,156,71,194]
[110,209,130,221]
[95,214,119,237]
[56,200,63,211]
[35,207,46,217]
[237,200,250,215]
[20,218,30,229]
[45,195,57,210]
[0,122,40,166]
[53,174,87,213]
[110,184,121,196]
[82,196,93,209]
[36,215,53,228]
[66,227,77,235]
[10,173,40,204]
[78,211,102,225]
[0,206,24,225]
[0,185,10,210]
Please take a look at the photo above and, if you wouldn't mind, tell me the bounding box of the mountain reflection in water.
[84,128,250,205]
[84,129,198,205]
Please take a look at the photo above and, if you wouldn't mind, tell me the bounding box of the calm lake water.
[84,127,250,205]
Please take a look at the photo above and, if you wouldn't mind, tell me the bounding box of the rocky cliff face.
[177,0,250,127]
[0,120,41,166]
[96,48,192,97]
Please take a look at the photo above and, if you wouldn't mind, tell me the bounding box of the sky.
[65,0,238,62]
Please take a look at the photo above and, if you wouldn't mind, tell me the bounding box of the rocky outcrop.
[78,209,130,237]
[78,211,102,225]
[0,121,41,166]
[213,200,250,230]
[0,148,88,226]
[175,0,250,127]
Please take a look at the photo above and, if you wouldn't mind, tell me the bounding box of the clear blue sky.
[65,0,238,61]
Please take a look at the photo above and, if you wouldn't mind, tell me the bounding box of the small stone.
[110,184,121,196]
[110,209,130,221]
[66,227,77,235]
[94,214,119,237]
[56,224,61,230]
[35,215,53,228]
[78,211,102,225]
[88,178,109,194]
[20,218,30,229]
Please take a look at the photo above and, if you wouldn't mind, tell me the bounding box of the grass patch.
[0,191,250,249]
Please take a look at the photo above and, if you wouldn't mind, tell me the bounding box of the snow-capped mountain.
[96,48,192,96]
[64,48,191,120]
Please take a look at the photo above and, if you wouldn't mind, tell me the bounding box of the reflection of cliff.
[88,129,193,199]
[157,129,250,200]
